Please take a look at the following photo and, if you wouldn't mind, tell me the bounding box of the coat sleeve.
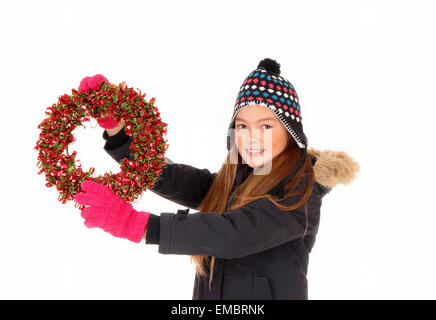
[102,128,217,210]
[155,191,323,259]
[313,181,332,198]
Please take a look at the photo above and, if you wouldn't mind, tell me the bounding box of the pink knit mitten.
[78,74,108,92]
[78,74,119,129]
[96,116,119,129]
[74,180,150,243]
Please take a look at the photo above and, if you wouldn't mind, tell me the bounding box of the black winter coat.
[102,127,357,300]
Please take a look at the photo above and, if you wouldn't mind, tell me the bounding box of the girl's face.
[234,105,290,168]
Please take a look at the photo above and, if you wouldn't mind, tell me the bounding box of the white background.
[1,0,435,299]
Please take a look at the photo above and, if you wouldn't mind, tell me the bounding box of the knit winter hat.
[226,58,308,151]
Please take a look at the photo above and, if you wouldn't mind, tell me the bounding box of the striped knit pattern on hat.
[226,58,308,151]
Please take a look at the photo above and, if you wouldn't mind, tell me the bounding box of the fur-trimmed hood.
[308,147,360,189]
[228,147,360,204]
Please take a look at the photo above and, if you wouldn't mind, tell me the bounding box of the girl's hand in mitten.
[78,74,109,92]
[99,115,125,134]
[78,74,120,130]
[97,115,122,130]
[74,180,150,243]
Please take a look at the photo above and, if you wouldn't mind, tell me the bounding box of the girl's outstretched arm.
[102,127,217,210]
[146,187,324,258]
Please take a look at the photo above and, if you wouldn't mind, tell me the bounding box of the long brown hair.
[190,133,315,290]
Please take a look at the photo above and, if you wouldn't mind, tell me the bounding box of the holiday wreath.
[34,74,168,209]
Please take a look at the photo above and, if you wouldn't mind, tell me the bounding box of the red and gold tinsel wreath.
[34,74,169,209]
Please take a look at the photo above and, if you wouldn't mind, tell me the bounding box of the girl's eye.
[236,124,272,129]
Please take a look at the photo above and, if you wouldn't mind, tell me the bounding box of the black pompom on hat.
[257,58,281,75]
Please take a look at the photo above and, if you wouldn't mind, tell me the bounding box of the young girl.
[75,58,360,300]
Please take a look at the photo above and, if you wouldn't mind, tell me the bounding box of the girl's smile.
[245,148,265,157]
